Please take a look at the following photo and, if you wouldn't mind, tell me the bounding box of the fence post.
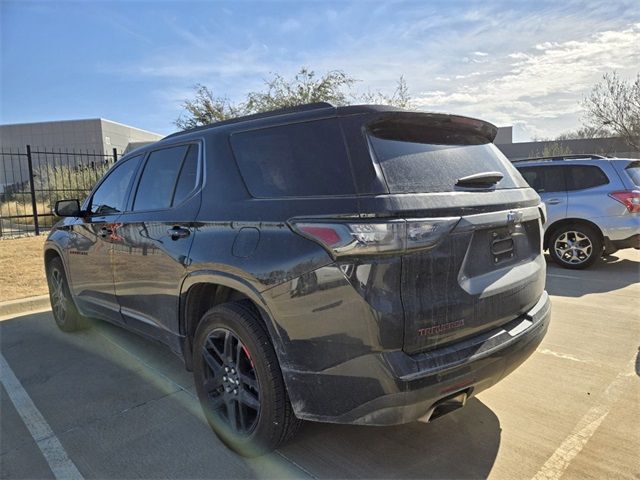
[112,148,118,164]
[26,145,40,236]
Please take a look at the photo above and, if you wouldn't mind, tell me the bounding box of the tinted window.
[517,166,566,193]
[90,156,141,215]
[565,165,609,191]
[231,119,355,198]
[624,161,640,186]
[172,144,199,206]
[367,119,527,193]
[133,145,189,211]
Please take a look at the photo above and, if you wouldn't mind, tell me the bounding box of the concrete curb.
[0,295,51,318]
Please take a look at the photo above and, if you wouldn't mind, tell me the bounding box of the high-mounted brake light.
[291,218,460,257]
[609,190,640,213]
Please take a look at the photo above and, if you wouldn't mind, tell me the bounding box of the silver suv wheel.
[549,224,602,269]
[554,230,593,265]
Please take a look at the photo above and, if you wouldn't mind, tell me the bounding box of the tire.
[548,224,602,269]
[46,257,88,331]
[192,302,302,457]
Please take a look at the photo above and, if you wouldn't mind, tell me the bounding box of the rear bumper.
[598,215,640,242]
[288,291,551,425]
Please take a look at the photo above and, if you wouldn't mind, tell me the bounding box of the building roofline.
[1,118,102,127]
[98,118,163,137]
[0,118,162,137]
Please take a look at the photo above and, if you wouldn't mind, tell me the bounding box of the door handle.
[546,198,562,205]
[168,226,190,240]
[99,227,113,238]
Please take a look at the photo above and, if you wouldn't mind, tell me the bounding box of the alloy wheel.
[554,230,593,265]
[201,328,260,434]
[49,268,67,323]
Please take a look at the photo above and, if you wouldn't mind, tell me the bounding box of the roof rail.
[511,154,608,163]
[164,102,335,139]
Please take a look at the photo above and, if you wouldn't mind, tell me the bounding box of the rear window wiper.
[455,171,504,188]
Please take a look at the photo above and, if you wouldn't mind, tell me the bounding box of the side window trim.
[170,143,202,207]
[128,140,202,213]
[125,150,151,212]
[557,165,568,193]
[85,155,143,215]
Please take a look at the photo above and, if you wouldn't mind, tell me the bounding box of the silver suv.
[514,155,640,269]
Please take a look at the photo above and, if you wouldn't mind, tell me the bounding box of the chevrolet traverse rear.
[45,103,551,456]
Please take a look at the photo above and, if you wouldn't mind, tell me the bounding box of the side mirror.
[54,199,82,217]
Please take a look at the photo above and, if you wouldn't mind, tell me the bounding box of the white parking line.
[537,348,590,364]
[0,352,83,480]
[531,358,635,480]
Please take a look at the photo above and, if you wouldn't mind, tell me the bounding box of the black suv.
[46,103,551,456]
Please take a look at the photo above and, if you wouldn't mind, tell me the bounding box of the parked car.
[45,103,551,456]
[514,154,640,269]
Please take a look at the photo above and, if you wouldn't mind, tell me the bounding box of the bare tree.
[554,125,608,141]
[358,76,414,109]
[175,67,412,130]
[582,72,640,150]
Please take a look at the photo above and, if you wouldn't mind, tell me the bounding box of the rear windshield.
[625,161,640,186]
[230,119,355,198]
[367,118,527,193]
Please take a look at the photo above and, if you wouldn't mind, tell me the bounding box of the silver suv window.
[565,165,609,191]
[517,166,565,193]
[625,161,640,186]
[517,164,609,193]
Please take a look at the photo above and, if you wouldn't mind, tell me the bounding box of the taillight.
[291,218,460,256]
[609,190,640,213]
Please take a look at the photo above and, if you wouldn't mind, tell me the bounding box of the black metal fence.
[0,145,119,238]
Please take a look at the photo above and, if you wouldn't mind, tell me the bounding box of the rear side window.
[517,166,565,193]
[133,144,198,211]
[565,165,609,191]
[230,119,355,198]
[366,118,527,193]
[624,161,640,186]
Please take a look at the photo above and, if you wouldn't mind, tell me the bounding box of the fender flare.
[43,241,69,282]
[178,270,285,366]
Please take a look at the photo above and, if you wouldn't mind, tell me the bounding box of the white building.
[0,118,163,155]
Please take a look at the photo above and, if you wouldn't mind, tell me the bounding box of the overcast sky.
[2,0,639,141]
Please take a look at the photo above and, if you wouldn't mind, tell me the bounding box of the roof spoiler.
[366,112,499,143]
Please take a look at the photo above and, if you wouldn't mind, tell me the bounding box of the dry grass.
[0,235,48,302]
[0,200,51,225]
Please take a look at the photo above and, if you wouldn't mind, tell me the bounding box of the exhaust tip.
[422,390,469,422]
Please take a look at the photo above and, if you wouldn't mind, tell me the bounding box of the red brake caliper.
[242,345,254,369]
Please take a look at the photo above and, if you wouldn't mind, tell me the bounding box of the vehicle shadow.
[0,312,302,479]
[545,252,640,298]
[99,317,502,479]
[1,312,502,479]
[280,399,501,479]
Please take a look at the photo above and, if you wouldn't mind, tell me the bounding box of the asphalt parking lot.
[1,251,638,480]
